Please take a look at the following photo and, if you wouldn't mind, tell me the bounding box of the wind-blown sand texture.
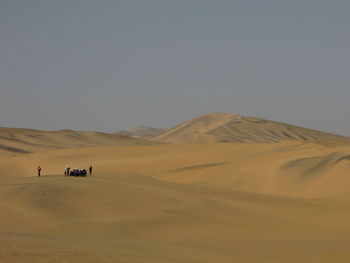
[148,113,348,143]
[0,127,154,157]
[1,115,350,262]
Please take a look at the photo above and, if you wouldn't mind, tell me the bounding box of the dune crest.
[0,127,155,156]
[149,113,349,143]
[1,115,350,262]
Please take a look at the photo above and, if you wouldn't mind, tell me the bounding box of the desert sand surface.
[149,113,348,143]
[0,127,154,157]
[1,116,350,263]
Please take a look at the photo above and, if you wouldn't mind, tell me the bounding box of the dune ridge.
[1,141,350,262]
[0,127,155,156]
[1,114,350,262]
[148,113,349,143]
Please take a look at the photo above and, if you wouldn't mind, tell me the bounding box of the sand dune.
[0,127,154,156]
[1,117,350,262]
[117,125,164,138]
[149,113,349,143]
[1,147,350,262]
[3,141,348,198]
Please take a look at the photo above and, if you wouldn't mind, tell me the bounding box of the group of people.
[64,165,93,177]
[36,165,93,177]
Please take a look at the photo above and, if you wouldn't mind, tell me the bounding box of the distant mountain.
[148,113,349,143]
[117,126,164,138]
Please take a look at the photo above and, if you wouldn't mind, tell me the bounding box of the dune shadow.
[168,162,228,173]
[283,152,350,178]
[0,144,30,154]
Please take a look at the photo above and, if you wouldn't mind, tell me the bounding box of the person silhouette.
[37,165,42,177]
[89,165,92,176]
[64,166,70,176]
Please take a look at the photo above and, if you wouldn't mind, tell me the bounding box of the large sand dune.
[1,116,350,262]
[148,113,349,143]
[0,127,154,156]
[1,171,349,263]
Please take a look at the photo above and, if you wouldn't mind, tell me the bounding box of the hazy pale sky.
[1,1,350,135]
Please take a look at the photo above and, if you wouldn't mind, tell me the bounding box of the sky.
[1,0,350,135]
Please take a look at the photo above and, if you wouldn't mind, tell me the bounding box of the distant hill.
[117,126,164,138]
[1,113,348,156]
[0,127,155,156]
[148,113,349,143]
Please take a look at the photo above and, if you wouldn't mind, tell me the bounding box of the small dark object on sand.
[69,169,87,177]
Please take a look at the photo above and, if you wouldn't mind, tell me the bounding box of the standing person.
[67,166,70,176]
[64,166,70,176]
[89,165,92,176]
[37,165,42,177]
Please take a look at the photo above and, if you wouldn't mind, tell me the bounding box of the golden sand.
[0,117,349,262]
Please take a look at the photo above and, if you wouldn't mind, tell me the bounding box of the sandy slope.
[1,139,350,262]
[149,113,349,143]
[0,120,350,262]
[1,173,349,263]
[0,127,154,157]
[2,141,349,198]
[117,126,164,138]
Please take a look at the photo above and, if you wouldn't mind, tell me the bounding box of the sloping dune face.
[1,119,350,262]
[0,142,350,262]
[0,127,154,156]
[4,142,348,198]
[149,113,348,143]
[117,126,164,137]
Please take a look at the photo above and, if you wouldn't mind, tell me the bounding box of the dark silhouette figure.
[64,166,70,176]
[37,165,41,177]
[89,165,92,176]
